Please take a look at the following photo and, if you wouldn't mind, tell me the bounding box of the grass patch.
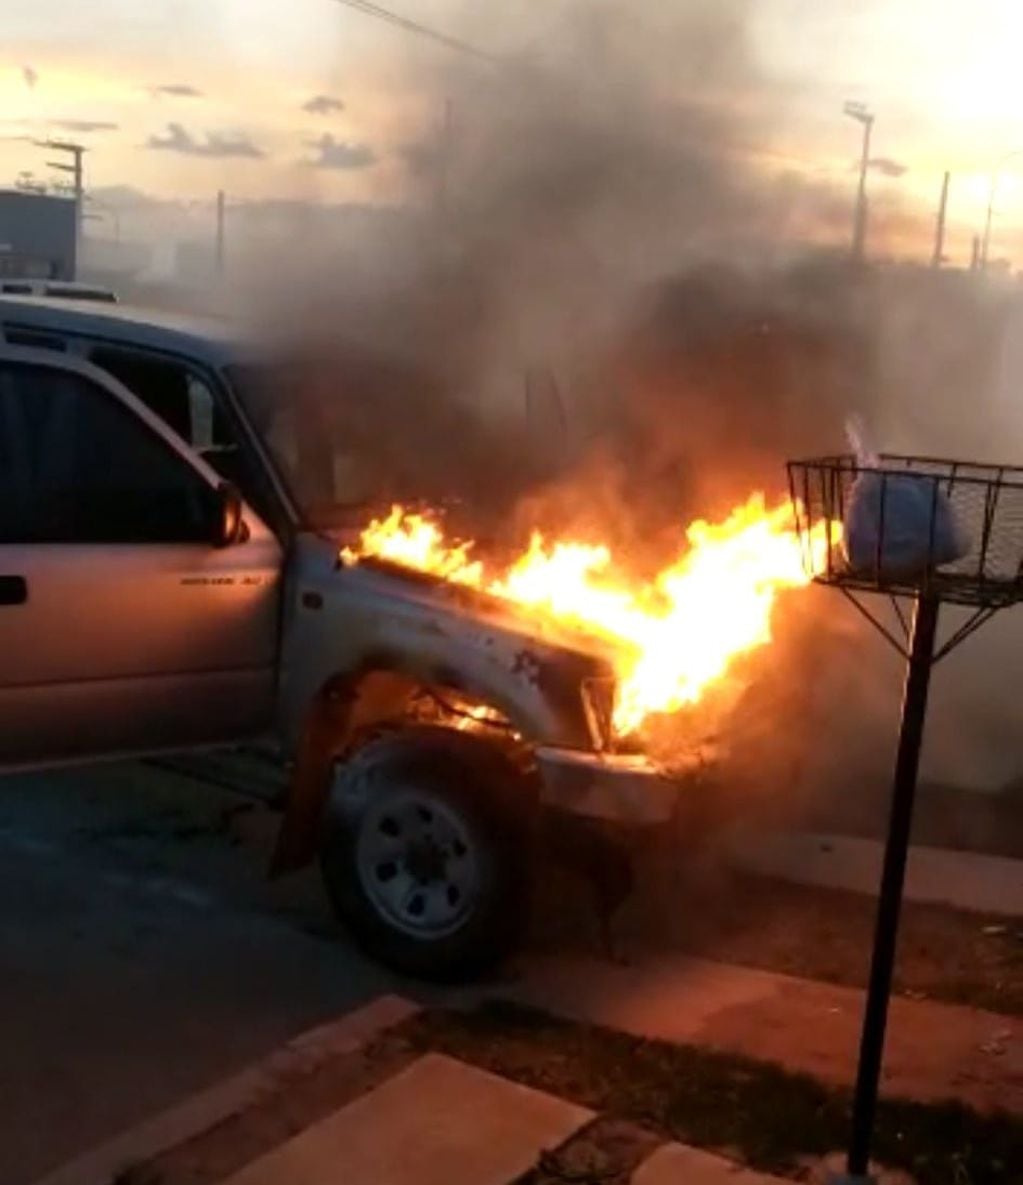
[400,1001,1019,1185]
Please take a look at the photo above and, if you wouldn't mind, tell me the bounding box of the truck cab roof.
[0,295,247,369]
[0,280,118,302]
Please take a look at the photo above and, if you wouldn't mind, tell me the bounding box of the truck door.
[0,351,282,768]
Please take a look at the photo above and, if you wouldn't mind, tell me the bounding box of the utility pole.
[932,171,950,268]
[981,149,1023,272]
[36,139,85,279]
[982,188,994,271]
[844,102,874,265]
[436,98,453,218]
[215,190,226,277]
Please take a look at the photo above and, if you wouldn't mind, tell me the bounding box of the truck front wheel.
[319,727,530,981]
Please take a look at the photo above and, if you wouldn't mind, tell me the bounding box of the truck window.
[89,347,275,527]
[88,346,231,454]
[0,361,214,545]
[89,347,196,441]
[0,374,28,540]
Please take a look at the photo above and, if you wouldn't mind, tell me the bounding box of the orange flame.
[342,496,834,735]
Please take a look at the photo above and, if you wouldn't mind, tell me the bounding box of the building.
[0,190,76,281]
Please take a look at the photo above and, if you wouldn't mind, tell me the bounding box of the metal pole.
[852,116,873,263]
[437,97,452,217]
[846,594,940,1179]
[38,139,85,279]
[981,149,1023,273]
[982,173,996,272]
[932,171,949,268]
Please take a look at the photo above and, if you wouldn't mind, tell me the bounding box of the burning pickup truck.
[0,297,826,979]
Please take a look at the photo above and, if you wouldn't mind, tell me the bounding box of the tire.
[319,726,531,981]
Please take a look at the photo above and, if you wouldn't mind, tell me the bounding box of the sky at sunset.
[4,0,1023,265]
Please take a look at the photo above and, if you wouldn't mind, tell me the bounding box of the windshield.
[226,359,475,529]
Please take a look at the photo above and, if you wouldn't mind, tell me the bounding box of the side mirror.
[212,482,246,548]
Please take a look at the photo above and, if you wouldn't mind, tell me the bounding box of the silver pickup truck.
[0,296,679,979]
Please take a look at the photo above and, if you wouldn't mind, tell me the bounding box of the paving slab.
[633,1142,785,1184]
[223,1052,593,1185]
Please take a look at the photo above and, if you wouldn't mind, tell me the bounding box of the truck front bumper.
[535,746,684,826]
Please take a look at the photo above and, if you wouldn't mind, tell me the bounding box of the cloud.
[305,134,375,170]
[52,119,119,133]
[303,94,345,116]
[153,83,203,99]
[145,123,265,159]
[866,156,907,178]
[22,66,38,90]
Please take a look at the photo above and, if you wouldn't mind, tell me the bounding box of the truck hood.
[283,533,622,750]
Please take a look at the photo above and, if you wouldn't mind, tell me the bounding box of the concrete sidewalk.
[218,1053,786,1185]
[32,952,1020,1185]
[504,951,1021,1114]
[726,828,1023,916]
[32,995,788,1185]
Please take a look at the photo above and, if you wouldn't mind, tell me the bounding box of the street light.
[981,148,1023,272]
[844,101,875,264]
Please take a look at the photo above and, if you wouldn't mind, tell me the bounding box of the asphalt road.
[0,760,398,1185]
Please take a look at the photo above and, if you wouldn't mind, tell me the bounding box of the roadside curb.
[29,994,420,1185]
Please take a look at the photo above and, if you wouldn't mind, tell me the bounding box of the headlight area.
[580,675,618,752]
[534,745,678,826]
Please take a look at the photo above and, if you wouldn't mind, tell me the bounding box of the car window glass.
[187,373,217,449]
[0,361,215,545]
[0,372,28,539]
[89,347,193,440]
[89,347,233,450]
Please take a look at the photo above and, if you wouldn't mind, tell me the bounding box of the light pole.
[844,101,874,264]
[932,170,950,269]
[981,148,1023,272]
[34,139,85,278]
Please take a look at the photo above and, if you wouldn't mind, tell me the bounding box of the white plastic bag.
[842,417,969,577]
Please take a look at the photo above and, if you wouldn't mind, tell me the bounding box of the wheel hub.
[355,787,480,939]
[405,835,449,884]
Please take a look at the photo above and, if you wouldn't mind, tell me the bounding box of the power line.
[328,0,504,66]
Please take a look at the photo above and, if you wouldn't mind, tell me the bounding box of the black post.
[847,595,940,1178]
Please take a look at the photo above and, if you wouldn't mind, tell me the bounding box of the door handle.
[0,576,27,606]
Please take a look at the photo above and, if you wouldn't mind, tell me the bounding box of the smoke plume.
[240,4,859,529]
[233,0,1023,819]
